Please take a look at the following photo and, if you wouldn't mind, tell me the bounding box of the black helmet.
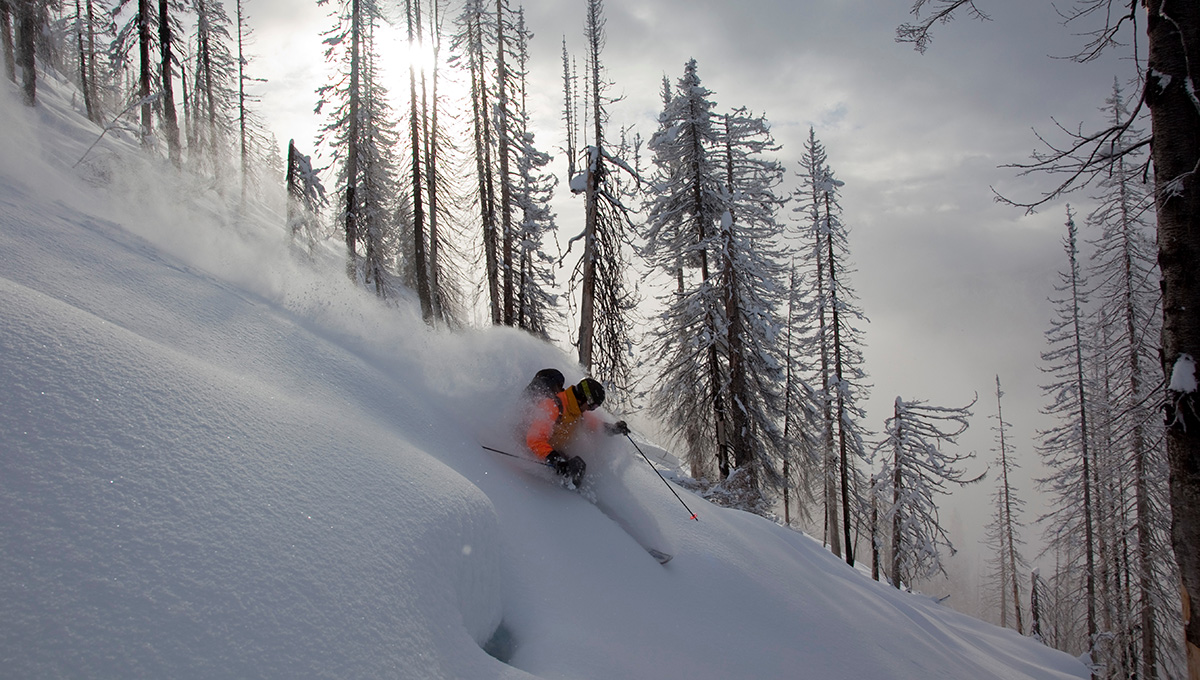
[577,378,606,409]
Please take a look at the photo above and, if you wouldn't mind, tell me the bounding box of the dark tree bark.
[344,0,362,278]
[15,0,35,105]
[1,0,15,84]
[138,0,152,142]
[158,0,181,165]
[1145,2,1200,677]
[406,0,431,320]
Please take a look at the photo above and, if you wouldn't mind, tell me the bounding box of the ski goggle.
[580,380,597,408]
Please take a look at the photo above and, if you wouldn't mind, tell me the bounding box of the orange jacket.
[525,387,600,459]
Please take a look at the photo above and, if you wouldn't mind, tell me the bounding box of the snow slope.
[0,77,1088,680]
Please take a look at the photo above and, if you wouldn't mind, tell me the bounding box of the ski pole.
[481,444,553,469]
[625,433,699,521]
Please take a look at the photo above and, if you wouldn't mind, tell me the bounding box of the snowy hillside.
[0,77,1089,680]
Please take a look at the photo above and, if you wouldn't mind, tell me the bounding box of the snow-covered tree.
[315,0,400,295]
[793,127,870,565]
[69,0,104,121]
[421,0,467,326]
[898,7,1200,669]
[1083,80,1181,680]
[642,58,726,479]
[286,139,326,243]
[451,0,500,322]
[112,0,156,142]
[191,0,236,178]
[509,8,558,337]
[714,106,790,500]
[565,0,637,396]
[402,0,432,318]
[13,0,46,106]
[780,261,822,526]
[1036,206,1099,664]
[873,394,980,589]
[981,375,1027,633]
[2,0,14,83]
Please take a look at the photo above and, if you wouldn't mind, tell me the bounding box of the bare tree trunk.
[158,0,180,165]
[344,0,362,280]
[1064,211,1099,666]
[406,0,431,319]
[1145,1,1200,677]
[236,0,248,201]
[560,38,575,181]
[890,403,903,588]
[577,0,604,371]
[815,220,840,557]
[579,150,597,369]
[997,376,1024,633]
[466,8,499,324]
[425,0,444,322]
[494,0,514,325]
[73,0,96,121]
[783,268,797,525]
[15,0,36,106]
[138,0,152,143]
[1030,571,1043,640]
[827,189,853,567]
[722,115,753,489]
[1,0,14,84]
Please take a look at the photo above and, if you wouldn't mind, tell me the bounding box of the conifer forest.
[4,0,1199,677]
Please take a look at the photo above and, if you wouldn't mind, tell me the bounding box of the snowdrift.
[0,76,1088,679]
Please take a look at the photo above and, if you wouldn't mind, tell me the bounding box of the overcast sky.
[247,0,1140,586]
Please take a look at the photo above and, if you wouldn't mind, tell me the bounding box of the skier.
[525,376,628,487]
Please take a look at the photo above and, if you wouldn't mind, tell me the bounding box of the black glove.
[545,450,569,474]
[606,420,630,436]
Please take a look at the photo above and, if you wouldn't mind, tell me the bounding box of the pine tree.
[315,0,399,295]
[233,0,270,202]
[1037,206,1099,666]
[510,7,558,337]
[873,394,979,589]
[190,0,236,177]
[70,0,101,121]
[356,21,402,297]
[403,0,432,318]
[642,58,726,479]
[714,107,790,501]
[567,0,637,395]
[112,0,156,141]
[451,0,500,323]
[897,7,1200,668]
[794,128,870,564]
[421,0,466,326]
[982,375,1027,632]
[14,0,46,106]
[780,261,822,526]
[1,0,14,83]
[1084,81,1181,679]
[157,0,181,165]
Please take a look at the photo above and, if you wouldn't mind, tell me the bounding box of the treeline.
[978,84,1183,678]
[3,0,276,201]
[0,0,998,611]
[8,0,1186,676]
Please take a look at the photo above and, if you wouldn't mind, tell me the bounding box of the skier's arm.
[584,412,628,436]
[526,399,559,460]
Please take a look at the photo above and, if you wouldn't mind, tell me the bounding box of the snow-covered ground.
[0,76,1088,680]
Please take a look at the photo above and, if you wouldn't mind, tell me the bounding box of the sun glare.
[377,29,440,81]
